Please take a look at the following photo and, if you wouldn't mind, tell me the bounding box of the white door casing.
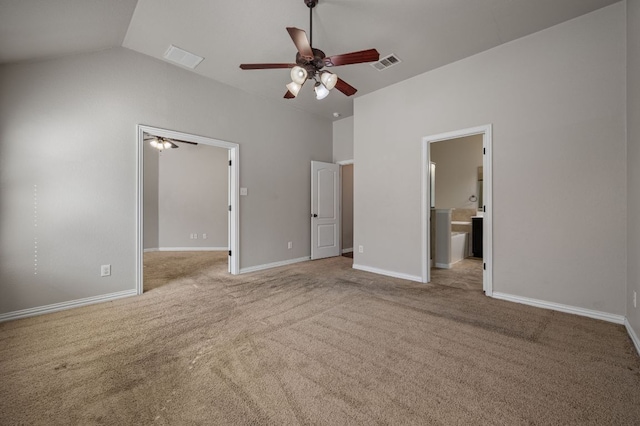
[421,124,492,295]
[311,161,341,260]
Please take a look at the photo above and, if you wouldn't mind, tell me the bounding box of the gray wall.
[628,0,640,339]
[0,47,331,315]
[353,3,626,315]
[333,117,354,162]
[143,143,160,249]
[158,144,228,249]
[430,135,483,210]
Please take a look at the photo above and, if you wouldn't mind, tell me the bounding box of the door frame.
[337,160,354,255]
[421,124,493,295]
[135,124,240,295]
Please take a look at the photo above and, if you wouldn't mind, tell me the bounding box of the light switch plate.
[240,188,248,196]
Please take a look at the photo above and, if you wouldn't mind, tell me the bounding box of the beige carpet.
[1,252,639,425]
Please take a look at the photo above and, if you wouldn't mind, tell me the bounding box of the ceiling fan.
[239,0,379,100]
[144,134,197,151]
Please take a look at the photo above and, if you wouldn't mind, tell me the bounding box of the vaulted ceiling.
[0,0,621,120]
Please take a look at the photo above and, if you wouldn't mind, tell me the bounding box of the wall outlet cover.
[101,264,111,277]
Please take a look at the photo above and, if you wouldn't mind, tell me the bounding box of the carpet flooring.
[1,252,639,425]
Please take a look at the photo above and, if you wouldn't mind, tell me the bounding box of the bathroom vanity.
[472,216,483,258]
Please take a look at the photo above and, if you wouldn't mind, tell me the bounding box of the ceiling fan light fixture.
[314,82,330,100]
[320,71,338,90]
[290,66,308,84]
[163,141,172,149]
[286,81,302,97]
[149,139,159,148]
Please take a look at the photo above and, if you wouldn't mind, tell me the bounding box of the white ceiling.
[1,0,621,120]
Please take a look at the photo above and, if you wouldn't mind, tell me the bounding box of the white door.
[311,161,340,260]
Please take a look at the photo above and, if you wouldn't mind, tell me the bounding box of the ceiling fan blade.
[335,78,357,96]
[286,27,314,60]
[284,90,295,99]
[166,138,197,146]
[324,49,380,67]
[240,63,296,70]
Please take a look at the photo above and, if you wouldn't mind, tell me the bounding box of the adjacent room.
[1,0,639,424]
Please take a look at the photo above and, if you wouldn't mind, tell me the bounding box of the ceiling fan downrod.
[305,0,318,47]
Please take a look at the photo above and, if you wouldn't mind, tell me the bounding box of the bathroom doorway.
[421,125,493,295]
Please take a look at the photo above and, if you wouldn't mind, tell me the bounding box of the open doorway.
[136,125,239,295]
[421,125,493,295]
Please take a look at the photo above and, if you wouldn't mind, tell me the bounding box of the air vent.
[371,54,402,71]
[163,45,204,69]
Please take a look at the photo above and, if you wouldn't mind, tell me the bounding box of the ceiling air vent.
[163,45,204,69]
[371,54,401,71]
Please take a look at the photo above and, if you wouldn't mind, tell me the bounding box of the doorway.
[421,125,493,295]
[136,125,240,295]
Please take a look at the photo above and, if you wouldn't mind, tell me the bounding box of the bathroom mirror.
[430,162,436,208]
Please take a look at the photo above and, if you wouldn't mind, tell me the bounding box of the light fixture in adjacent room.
[148,137,177,151]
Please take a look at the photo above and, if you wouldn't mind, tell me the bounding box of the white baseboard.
[625,318,640,356]
[352,264,422,283]
[240,256,310,274]
[146,247,228,252]
[342,248,353,254]
[0,289,138,323]
[435,262,452,269]
[491,292,625,324]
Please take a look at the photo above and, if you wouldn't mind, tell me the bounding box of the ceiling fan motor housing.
[304,0,318,8]
[296,48,326,78]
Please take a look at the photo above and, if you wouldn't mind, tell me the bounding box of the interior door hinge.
[483,147,486,155]
[229,205,232,212]
[229,160,232,166]
[483,263,486,270]
[228,250,232,256]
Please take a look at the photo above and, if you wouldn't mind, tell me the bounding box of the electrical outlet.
[193,233,198,240]
[202,233,207,239]
[189,233,194,239]
[101,264,111,277]
[358,245,364,253]
[288,241,292,249]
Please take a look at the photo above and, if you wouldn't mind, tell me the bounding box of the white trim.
[491,292,625,324]
[240,256,310,274]
[153,247,228,252]
[336,159,354,165]
[352,264,422,283]
[0,290,137,323]
[136,125,240,296]
[625,318,640,356]
[435,263,453,269]
[144,248,159,253]
[342,248,354,254]
[421,124,493,296]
